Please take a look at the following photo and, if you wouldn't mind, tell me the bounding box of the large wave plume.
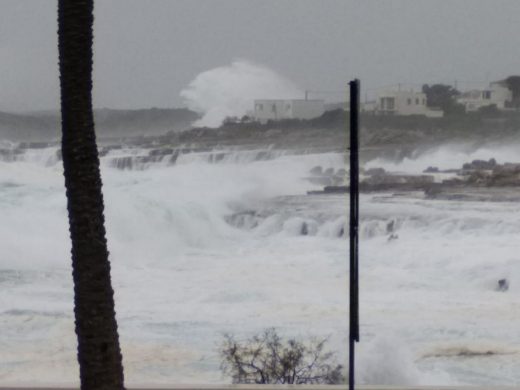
[180,60,303,127]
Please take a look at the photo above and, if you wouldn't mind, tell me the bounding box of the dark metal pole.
[348,79,360,390]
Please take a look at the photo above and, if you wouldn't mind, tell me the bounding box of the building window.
[381,97,395,110]
[285,104,291,112]
[407,98,412,105]
[422,98,426,105]
[256,104,264,111]
[415,98,419,105]
[271,104,276,112]
[483,91,491,99]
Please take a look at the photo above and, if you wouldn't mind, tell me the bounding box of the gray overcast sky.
[1,0,520,112]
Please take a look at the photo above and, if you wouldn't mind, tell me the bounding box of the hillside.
[153,109,520,160]
[0,108,199,141]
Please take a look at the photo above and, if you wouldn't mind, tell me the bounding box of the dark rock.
[18,142,50,149]
[441,178,464,185]
[460,163,520,187]
[491,163,520,185]
[149,148,174,157]
[331,175,345,186]
[207,152,227,163]
[225,210,259,229]
[99,144,122,157]
[0,148,24,162]
[338,226,345,237]
[402,175,434,184]
[111,156,135,170]
[424,185,442,198]
[309,166,323,175]
[494,163,520,174]
[307,176,334,186]
[323,185,348,193]
[365,167,386,176]
[424,166,439,173]
[169,152,179,164]
[364,173,434,186]
[300,222,309,236]
[323,167,335,176]
[110,155,156,170]
[462,158,497,171]
[497,279,509,292]
[466,170,492,185]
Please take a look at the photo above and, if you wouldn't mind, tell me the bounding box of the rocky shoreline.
[308,158,520,201]
[2,109,520,203]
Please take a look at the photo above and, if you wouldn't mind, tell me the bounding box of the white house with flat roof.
[457,81,512,112]
[376,90,443,117]
[253,99,325,124]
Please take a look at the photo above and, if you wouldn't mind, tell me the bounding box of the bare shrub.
[220,328,345,384]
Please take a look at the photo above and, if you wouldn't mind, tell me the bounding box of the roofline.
[254,99,325,102]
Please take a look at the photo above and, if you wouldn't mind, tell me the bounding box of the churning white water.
[0,143,519,386]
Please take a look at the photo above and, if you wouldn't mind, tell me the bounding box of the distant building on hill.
[375,90,443,117]
[457,81,513,112]
[361,101,378,112]
[253,99,325,124]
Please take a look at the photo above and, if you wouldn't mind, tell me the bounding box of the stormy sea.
[0,134,519,386]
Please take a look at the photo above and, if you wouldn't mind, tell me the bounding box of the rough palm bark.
[58,1,125,389]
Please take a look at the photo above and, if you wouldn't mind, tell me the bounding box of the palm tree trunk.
[58,1,125,388]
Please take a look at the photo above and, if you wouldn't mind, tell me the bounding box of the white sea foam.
[0,143,519,385]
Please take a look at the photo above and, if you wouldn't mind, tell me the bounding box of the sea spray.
[357,335,422,385]
[0,144,520,384]
[365,143,520,174]
[180,60,303,127]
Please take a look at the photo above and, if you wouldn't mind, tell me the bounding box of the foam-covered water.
[0,143,519,385]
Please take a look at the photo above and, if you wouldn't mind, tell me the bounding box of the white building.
[361,101,377,112]
[457,81,512,112]
[253,99,325,124]
[376,90,443,117]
